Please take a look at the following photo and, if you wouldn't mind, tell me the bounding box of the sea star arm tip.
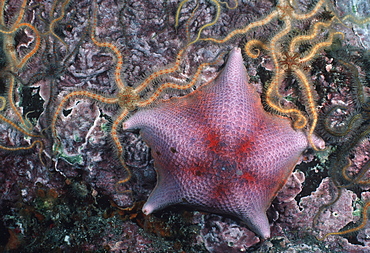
[310,133,326,150]
[243,212,271,239]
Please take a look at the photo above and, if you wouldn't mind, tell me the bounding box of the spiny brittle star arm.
[0,23,41,69]
[111,108,132,184]
[0,0,27,27]
[188,0,221,45]
[244,39,269,59]
[91,1,127,92]
[176,0,238,45]
[293,68,319,149]
[342,15,370,25]
[0,139,45,166]
[0,114,41,138]
[136,51,226,107]
[290,0,326,20]
[299,32,344,63]
[133,49,186,93]
[175,0,190,31]
[319,201,370,241]
[289,21,333,53]
[6,75,33,131]
[201,11,279,44]
[45,0,71,49]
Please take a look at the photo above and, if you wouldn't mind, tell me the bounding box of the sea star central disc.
[123,48,316,238]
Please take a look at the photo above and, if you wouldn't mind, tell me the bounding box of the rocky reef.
[0,0,369,252]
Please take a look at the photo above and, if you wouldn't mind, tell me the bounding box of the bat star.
[123,48,323,238]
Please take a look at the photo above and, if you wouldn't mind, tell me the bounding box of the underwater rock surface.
[0,0,369,252]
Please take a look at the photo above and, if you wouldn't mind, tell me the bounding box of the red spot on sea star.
[206,130,220,151]
[241,171,256,182]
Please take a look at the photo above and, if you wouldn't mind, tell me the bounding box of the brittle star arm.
[111,108,132,184]
[0,0,28,27]
[0,139,45,166]
[6,75,34,130]
[201,10,279,44]
[0,139,43,151]
[299,32,344,63]
[176,0,238,45]
[0,114,42,138]
[269,18,292,71]
[342,159,370,185]
[45,0,71,49]
[185,1,200,42]
[244,39,269,59]
[342,15,370,25]
[136,51,226,107]
[91,0,127,92]
[188,0,221,45]
[289,21,333,53]
[292,68,319,149]
[133,49,186,94]
[0,0,4,26]
[265,68,308,129]
[291,0,326,20]
[0,23,41,69]
[319,201,370,240]
[218,0,238,10]
[175,0,190,31]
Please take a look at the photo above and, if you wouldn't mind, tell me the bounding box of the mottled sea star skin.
[123,48,322,238]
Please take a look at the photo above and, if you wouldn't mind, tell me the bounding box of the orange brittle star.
[51,0,226,187]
